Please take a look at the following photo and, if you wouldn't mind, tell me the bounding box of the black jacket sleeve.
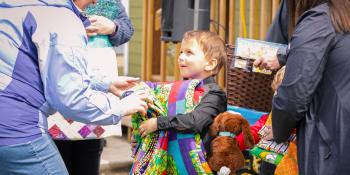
[157,85,227,133]
[266,0,289,45]
[266,0,289,66]
[272,6,336,143]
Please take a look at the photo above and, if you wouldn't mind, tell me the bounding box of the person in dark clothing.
[266,0,289,45]
[254,0,289,71]
[272,0,350,174]
[258,1,289,174]
[138,31,227,155]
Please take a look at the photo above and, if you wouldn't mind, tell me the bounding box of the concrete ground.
[100,128,133,175]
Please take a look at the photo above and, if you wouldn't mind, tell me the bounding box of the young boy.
[129,31,226,174]
[138,31,227,155]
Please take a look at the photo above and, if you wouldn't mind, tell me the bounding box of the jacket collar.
[202,76,216,85]
[70,0,90,27]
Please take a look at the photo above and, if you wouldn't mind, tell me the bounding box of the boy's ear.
[205,59,218,71]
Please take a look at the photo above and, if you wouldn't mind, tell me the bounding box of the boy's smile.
[179,39,213,79]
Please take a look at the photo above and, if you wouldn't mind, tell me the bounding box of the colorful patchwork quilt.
[250,112,298,172]
[130,80,213,175]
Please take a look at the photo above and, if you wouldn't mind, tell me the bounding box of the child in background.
[238,66,298,175]
[260,66,298,175]
[131,31,227,174]
[235,67,286,151]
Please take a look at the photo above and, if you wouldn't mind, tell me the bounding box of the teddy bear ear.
[210,113,224,137]
[240,117,255,148]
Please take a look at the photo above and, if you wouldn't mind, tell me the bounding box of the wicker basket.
[226,44,274,112]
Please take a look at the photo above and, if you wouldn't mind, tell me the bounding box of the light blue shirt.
[0,0,123,145]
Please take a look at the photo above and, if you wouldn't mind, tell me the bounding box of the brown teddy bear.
[208,112,254,175]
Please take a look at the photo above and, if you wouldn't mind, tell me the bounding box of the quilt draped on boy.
[130,80,213,175]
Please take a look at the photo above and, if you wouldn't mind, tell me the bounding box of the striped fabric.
[250,112,298,174]
[130,80,213,175]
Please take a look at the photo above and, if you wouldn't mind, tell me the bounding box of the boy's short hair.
[183,31,227,75]
[271,66,286,92]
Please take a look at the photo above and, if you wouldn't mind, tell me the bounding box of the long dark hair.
[288,0,350,36]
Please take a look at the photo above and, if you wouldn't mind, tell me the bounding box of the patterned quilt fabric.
[256,113,296,155]
[48,111,121,140]
[250,113,298,174]
[130,80,213,175]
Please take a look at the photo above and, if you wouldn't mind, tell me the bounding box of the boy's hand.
[139,118,158,137]
[108,76,139,97]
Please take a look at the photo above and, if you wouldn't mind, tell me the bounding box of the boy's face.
[178,39,215,79]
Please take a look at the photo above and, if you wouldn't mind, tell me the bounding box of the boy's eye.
[186,50,193,55]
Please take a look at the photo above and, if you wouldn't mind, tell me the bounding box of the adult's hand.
[108,76,139,97]
[253,56,281,71]
[86,15,116,36]
[119,91,148,116]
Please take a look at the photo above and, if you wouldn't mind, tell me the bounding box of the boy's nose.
[178,53,185,62]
